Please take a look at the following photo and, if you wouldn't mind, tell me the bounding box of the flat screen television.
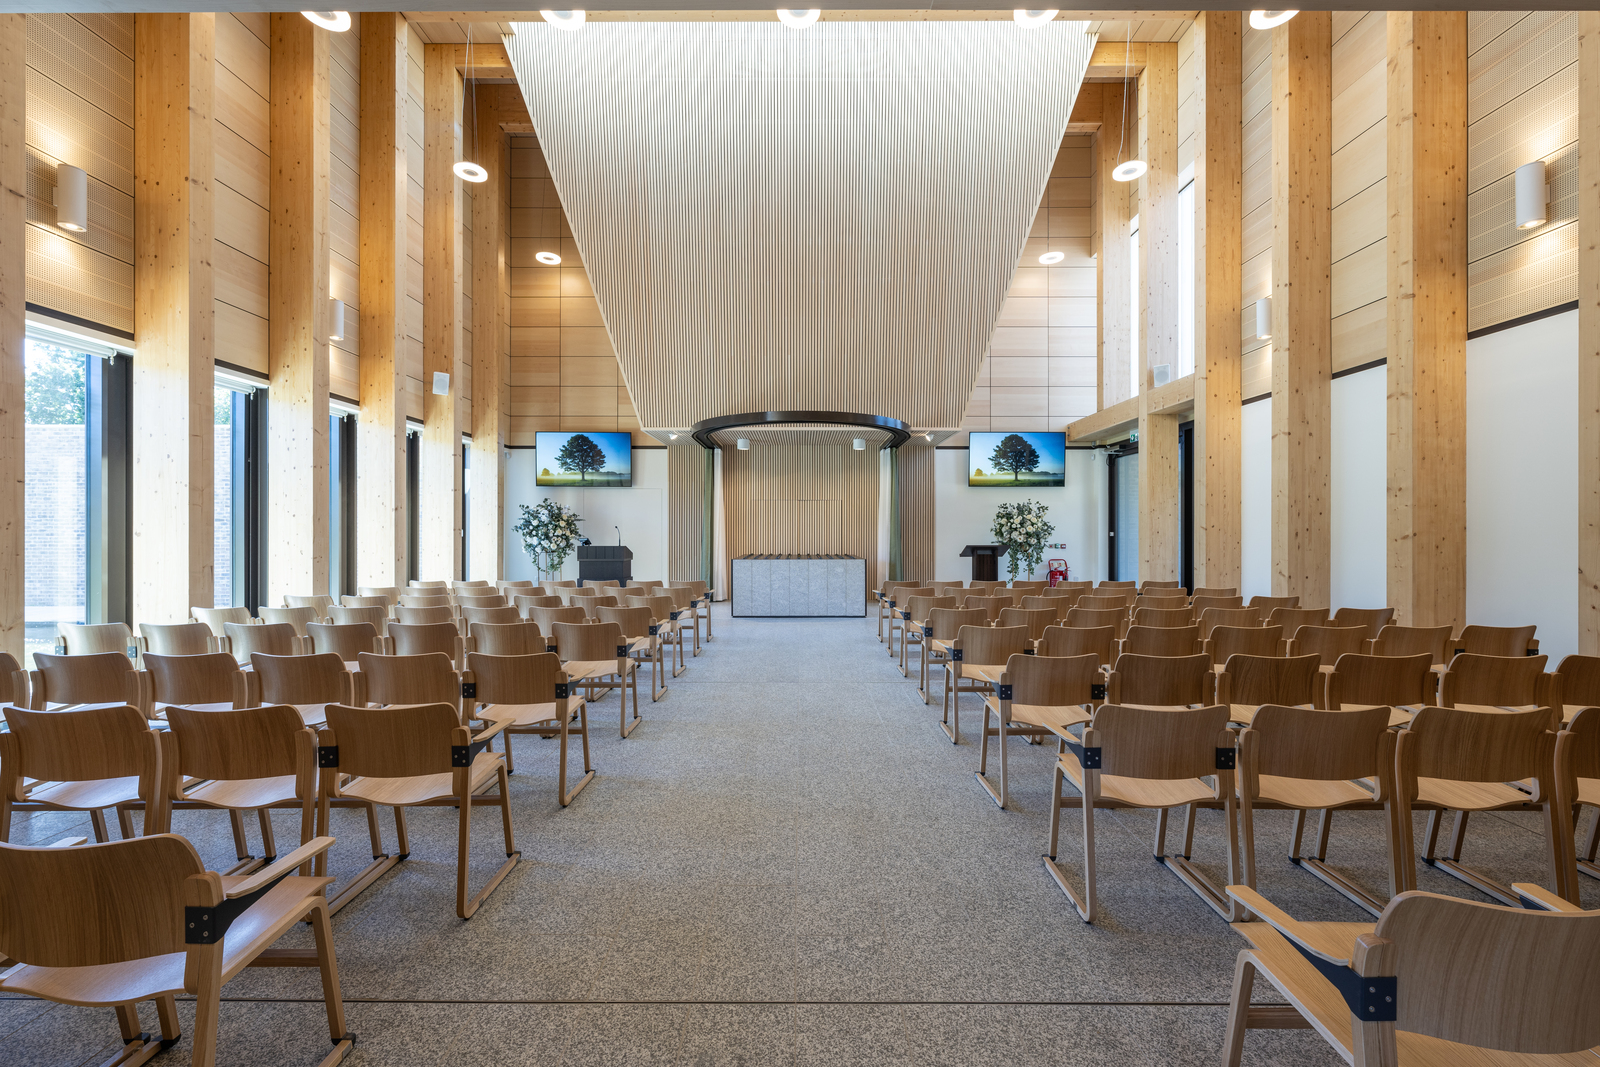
[968,431,1066,487]
[535,431,633,487]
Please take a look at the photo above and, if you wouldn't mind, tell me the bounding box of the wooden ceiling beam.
[1085,41,1148,81]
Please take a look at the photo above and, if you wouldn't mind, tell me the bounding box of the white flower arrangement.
[514,500,583,578]
[991,500,1056,581]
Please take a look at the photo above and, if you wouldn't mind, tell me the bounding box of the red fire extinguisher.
[1047,559,1068,586]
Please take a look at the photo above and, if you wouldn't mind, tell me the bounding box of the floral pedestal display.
[992,500,1055,582]
[514,500,582,581]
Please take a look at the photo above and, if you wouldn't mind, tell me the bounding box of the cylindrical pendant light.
[1515,160,1547,230]
[852,438,865,451]
[1248,10,1297,30]
[736,438,750,451]
[53,164,87,233]
[301,11,352,31]
[1112,160,1147,182]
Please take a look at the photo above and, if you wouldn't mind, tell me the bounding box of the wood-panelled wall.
[1,15,24,658]
[327,17,360,399]
[213,11,269,372]
[722,444,881,596]
[667,442,706,582]
[895,441,936,582]
[1329,12,1387,375]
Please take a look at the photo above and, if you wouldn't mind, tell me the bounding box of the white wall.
[1466,309,1579,660]
[1330,367,1387,610]
[1239,397,1273,601]
[501,447,671,584]
[933,447,1107,583]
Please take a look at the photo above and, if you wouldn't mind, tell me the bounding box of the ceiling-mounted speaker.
[1152,364,1171,388]
[432,371,450,396]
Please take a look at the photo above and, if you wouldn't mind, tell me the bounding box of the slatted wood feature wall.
[667,443,707,582]
[213,12,270,373]
[1330,11,1387,374]
[328,17,360,400]
[404,32,425,420]
[895,441,936,583]
[1239,19,1273,401]
[1,15,24,659]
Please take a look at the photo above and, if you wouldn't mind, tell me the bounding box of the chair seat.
[0,875,333,1006]
[476,700,583,728]
[999,701,1091,735]
[1415,777,1538,812]
[1060,757,1215,809]
[181,775,302,810]
[24,776,143,811]
[1577,777,1600,806]
[564,659,636,683]
[1254,775,1374,810]
[339,751,504,807]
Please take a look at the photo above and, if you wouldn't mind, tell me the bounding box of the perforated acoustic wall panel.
[1239,15,1272,400]
[507,20,1094,432]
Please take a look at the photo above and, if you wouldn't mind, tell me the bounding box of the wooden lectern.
[959,544,1006,582]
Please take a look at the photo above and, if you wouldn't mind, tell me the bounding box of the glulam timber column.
[268,13,332,599]
[132,13,216,624]
[1136,43,1181,582]
[1269,12,1332,605]
[356,12,408,589]
[1387,12,1467,633]
[1191,11,1242,591]
[1580,12,1600,653]
[1094,84,1132,412]
[469,97,507,583]
[420,44,463,581]
[0,15,23,658]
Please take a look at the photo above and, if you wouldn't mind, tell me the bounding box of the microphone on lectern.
[615,525,622,547]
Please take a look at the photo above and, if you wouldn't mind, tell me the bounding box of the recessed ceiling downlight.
[1112,160,1148,182]
[1249,10,1298,30]
[301,11,351,31]
[1038,251,1065,265]
[535,251,562,265]
[539,10,586,31]
[776,9,821,29]
[1013,10,1058,29]
[453,161,488,183]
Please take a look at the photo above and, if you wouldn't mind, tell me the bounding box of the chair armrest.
[1513,883,1584,912]
[471,717,512,745]
[48,836,88,847]
[1224,886,1354,965]
[225,836,337,898]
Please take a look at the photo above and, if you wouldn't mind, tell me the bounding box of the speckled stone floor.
[7,605,1594,1066]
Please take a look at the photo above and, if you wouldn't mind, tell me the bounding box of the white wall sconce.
[1255,296,1272,340]
[328,298,345,341]
[432,371,450,396]
[54,163,87,233]
[736,438,750,450]
[1515,159,1547,230]
[852,438,865,451]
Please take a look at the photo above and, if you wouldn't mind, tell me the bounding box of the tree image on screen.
[989,434,1040,484]
[555,433,608,485]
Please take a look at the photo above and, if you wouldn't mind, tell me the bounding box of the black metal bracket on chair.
[554,682,570,699]
[461,681,477,700]
[1215,748,1236,770]
[1291,942,1397,1022]
[186,875,284,944]
[1063,741,1101,769]
[1091,684,1106,700]
[317,745,339,768]
[951,649,964,662]
[452,739,490,767]
[997,685,1013,701]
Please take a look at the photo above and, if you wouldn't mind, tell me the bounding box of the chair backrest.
[954,624,1031,668]
[584,595,621,613]
[306,621,382,662]
[541,581,578,593]
[616,586,650,600]
[468,621,546,656]
[191,606,251,637]
[329,605,389,635]
[552,620,627,663]
[1098,580,1136,590]
[1457,624,1538,658]
[356,651,459,709]
[879,580,918,599]
[596,606,653,640]
[322,701,463,778]
[1438,652,1552,709]
[1038,624,1117,667]
[662,587,695,610]
[629,595,683,628]
[340,595,389,611]
[930,581,966,595]
[462,605,522,625]
[165,703,309,784]
[494,580,536,594]
[1327,652,1435,709]
[56,622,133,658]
[1110,653,1213,707]
[142,652,242,707]
[225,621,300,660]
[140,622,214,656]
[1020,595,1072,622]
[968,580,1006,594]
[1218,653,1321,708]
[1206,624,1283,666]
[358,586,405,606]
[926,606,989,642]
[399,594,455,611]
[1086,703,1232,782]
[1134,594,1189,612]
[258,605,320,636]
[29,651,134,708]
[1078,592,1132,612]
[529,605,590,635]
[252,652,351,706]
[568,587,603,601]
[409,579,448,589]
[1119,624,1201,659]
[998,606,1057,641]
[1190,586,1238,600]
[0,653,17,706]
[1198,606,1263,638]
[1371,624,1453,664]
[884,586,932,608]
[1040,586,1084,605]
[1010,581,1047,595]
[465,651,563,706]
[397,605,456,626]
[1,704,157,785]
[1267,606,1331,632]
[0,833,207,968]
[1403,705,1557,786]
[961,595,1010,624]
[514,594,565,615]
[452,580,492,591]
[1331,606,1396,641]
[1244,703,1393,783]
[1004,653,1102,707]
[1191,595,1245,616]
[1287,624,1368,667]
[1131,606,1194,628]
[634,580,665,591]
[1556,654,1600,708]
[1563,707,1600,781]
[903,595,957,622]
[1138,580,1182,592]
[389,621,463,660]
[284,594,336,617]
[1247,595,1299,610]
[1065,606,1125,631]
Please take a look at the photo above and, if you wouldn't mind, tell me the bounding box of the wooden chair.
[1456,623,1539,657]
[942,625,1031,745]
[540,580,577,594]
[409,579,449,589]
[1220,884,1600,1067]
[876,580,919,641]
[1078,592,1133,613]
[307,622,384,665]
[1020,595,1073,622]
[1235,703,1401,916]
[976,652,1100,809]
[664,586,704,656]
[340,595,390,614]
[1437,652,1557,709]
[1370,623,1453,664]
[1557,653,1600,712]
[1097,580,1135,590]
[25,651,149,716]
[568,589,605,604]
[139,622,218,657]
[56,621,134,657]
[628,595,688,678]
[191,607,254,646]
[552,621,642,738]
[1247,595,1299,611]
[143,652,253,713]
[1325,651,1436,717]
[329,604,389,637]
[0,833,352,1067]
[1138,579,1181,593]
[462,604,522,626]
[1215,653,1322,713]
[969,579,1007,594]
[251,653,354,726]
[1106,652,1213,707]
[465,651,592,801]
[356,652,460,720]
[669,579,715,644]
[529,604,589,642]
[260,605,323,635]
[1117,624,1200,661]
[919,606,989,705]
[0,652,19,708]
[317,701,517,918]
[1131,606,1194,629]
[885,587,934,659]
[284,594,336,619]
[1189,586,1237,600]
[1266,606,1329,633]
[399,594,456,612]
[1198,606,1263,639]
[899,594,958,678]
[930,580,966,596]
[1045,702,1241,922]
[997,605,1056,647]
[388,621,468,670]
[1203,625,1283,669]
[396,605,461,630]
[598,605,668,701]
[358,585,406,607]
[1133,594,1189,614]
[468,620,545,657]
[1065,605,1127,640]
[226,621,308,661]
[961,594,1010,626]
[515,594,566,616]
[1559,707,1600,882]
[1331,605,1395,641]
[1038,624,1118,672]
[1396,705,1574,905]
[1190,594,1245,616]
[1285,624,1368,667]
[0,704,164,843]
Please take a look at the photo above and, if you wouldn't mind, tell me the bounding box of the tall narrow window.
[328,413,356,596]
[461,439,471,581]
[24,338,88,662]
[1177,164,1196,379]
[405,427,420,583]
[1129,214,1140,397]
[214,387,235,607]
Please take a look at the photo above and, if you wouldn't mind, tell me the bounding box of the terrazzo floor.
[7,605,1594,1066]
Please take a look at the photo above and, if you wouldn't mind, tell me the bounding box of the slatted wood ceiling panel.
[1466,11,1580,333]
[214,12,270,372]
[23,13,134,336]
[1239,17,1272,401]
[508,21,1094,432]
[1330,11,1386,374]
[329,18,361,399]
